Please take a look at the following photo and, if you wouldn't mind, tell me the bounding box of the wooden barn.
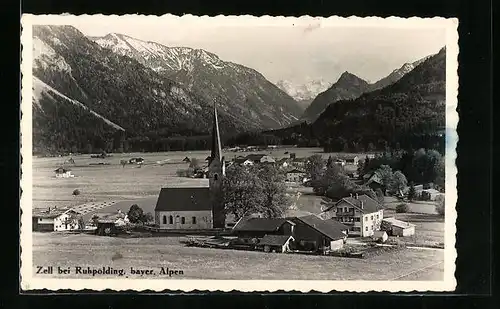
[289,215,349,252]
[231,217,295,239]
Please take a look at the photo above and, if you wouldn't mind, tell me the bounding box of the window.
[214,174,218,181]
[162,216,167,224]
[192,217,196,224]
[371,215,373,220]
[39,218,42,222]
[365,226,368,231]
[377,214,379,219]
[169,216,173,224]
[344,207,348,212]
[355,217,360,222]
[181,217,185,224]
[365,217,368,221]
[372,225,375,231]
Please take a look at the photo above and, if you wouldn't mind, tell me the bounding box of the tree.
[127,204,144,223]
[305,154,325,182]
[391,171,408,195]
[408,183,417,201]
[256,165,289,218]
[435,195,445,216]
[375,188,385,204]
[120,159,127,168]
[396,203,409,213]
[312,164,346,196]
[374,165,393,194]
[72,189,80,196]
[141,212,154,223]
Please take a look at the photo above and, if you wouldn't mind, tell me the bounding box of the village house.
[54,167,74,178]
[289,215,349,252]
[233,156,254,166]
[381,217,416,237]
[420,188,442,201]
[93,210,129,236]
[32,207,80,232]
[322,194,384,237]
[344,155,359,166]
[245,154,275,164]
[276,157,290,168]
[364,173,385,193]
[231,217,295,239]
[256,235,295,253]
[154,103,226,229]
[285,168,306,183]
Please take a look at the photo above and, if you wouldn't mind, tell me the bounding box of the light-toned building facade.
[286,169,306,183]
[33,208,80,232]
[323,194,384,237]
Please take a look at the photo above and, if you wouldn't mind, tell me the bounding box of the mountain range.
[90,33,302,128]
[300,55,434,123]
[266,47,446,152]
[31,26,303,153]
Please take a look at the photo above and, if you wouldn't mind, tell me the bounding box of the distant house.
[154,187,215,230]
[231,217,295,238]
[344,156,359,165]
[32,207,80,232]
[334,159,346,167]
[285,168,306,183]
[291,157,308,167]
[246,154,275,164]
[421,189,442,201]
[256,235,294,253]
[233,157,254,166]
[182,157,191,163]
[54,167,74,178]
[372,230,389,243]
[94,211,129,235]
[277,158,290,168]
[381,218,416,237]
[365,173,385,192]
[322,194,384,237]
[129,157,144,164]
[289,215,349,252]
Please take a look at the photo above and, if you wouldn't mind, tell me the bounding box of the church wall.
[155,210,213,229]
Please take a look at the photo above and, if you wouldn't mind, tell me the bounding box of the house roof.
[293,215,349,241]
[422,189,440,194]
[93,212,126,223]
[155,187,212,212]
[333,194,382,213]
[54,167,70,173]
[33,207,76,219]
[366,173,383,185]
[258,235,294,247]
[246,154,267,161]
[232,217,295,232]
[286,168,306,174]
[382,217,416,229]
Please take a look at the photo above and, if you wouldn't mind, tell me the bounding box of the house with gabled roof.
[322,194,384,237]
[32,207,80,232]
[231,217,295,238]
[289,215,349,252]
[285,168,306,183]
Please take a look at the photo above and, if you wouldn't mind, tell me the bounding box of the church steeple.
[210,101,222,163]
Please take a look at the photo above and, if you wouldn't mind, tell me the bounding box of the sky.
[66,16,447,86]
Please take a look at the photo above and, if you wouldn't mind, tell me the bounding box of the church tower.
[208,102,225,228]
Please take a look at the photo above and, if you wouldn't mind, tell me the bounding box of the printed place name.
[35,266,184,277]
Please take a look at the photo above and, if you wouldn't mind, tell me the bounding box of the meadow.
[32,232,444,281]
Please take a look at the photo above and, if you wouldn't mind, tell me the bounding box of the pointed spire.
[210,100,222,163]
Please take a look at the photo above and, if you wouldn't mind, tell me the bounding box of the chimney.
[360,201,364,209]
[355,193,359,199]
[350,193,353,198]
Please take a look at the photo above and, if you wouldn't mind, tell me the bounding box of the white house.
[32,207,80,232]
[322,194,384,237]
[286,168,306,183]
[54,167,74,178]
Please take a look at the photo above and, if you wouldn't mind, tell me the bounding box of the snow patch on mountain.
[33,36,72,73]
[276,79,331,102]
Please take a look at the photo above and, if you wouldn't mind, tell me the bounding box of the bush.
[72,189,80,196]
[396,203,409,213]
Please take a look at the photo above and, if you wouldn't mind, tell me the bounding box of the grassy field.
[32,232,444,280]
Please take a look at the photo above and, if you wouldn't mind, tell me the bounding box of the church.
[154,104,226,229]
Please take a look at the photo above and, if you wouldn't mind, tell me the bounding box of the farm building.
[256,235,295,253]
[232,217,295,238]
[276,158,290,168]
[155,104,226,229]
[233,157,254,166]
[245,154,275,164]
[420,189,442,201]
[289,215,349,252]
[32,207,80,232]
[54,167,74,178]
[322,194,384,237]
[381,217,416,237]
[285,168,306,183]
[344,156,359,165]
[372,230,389,243]
[93,211,129,236]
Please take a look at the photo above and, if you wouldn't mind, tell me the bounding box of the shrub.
[396,203,409,213]
[72,189,80,196]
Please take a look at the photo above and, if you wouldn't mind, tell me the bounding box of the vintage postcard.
[20,14,458,292]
